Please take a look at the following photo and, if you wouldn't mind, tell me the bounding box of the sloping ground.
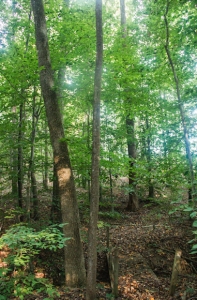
[95,197,197,300]
[1,187,197,299]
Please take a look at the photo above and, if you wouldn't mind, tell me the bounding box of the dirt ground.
[0,185,197,300]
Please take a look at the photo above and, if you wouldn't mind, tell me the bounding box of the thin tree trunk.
[146,115,154,199]
[27,89,39,220]
[43,119,48,190]
[120,0,138,211]
[86,0,103,298]
[31,0,86,287]
[82,115,87,189]
[106,113,114,211]
[164,0,195,197]
[11,106,18,196]
[31,172,38,219]
[126,117,138,210]
[87,108,91,202]
[31,89,39,219]
[26,170,31,221]
[18,103,23,212]
[11,2,18,199]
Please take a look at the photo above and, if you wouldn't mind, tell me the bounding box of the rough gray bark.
[164,0,195,197]
[31,0,86,287]
[120,0,138,211]
[86,0,103,298]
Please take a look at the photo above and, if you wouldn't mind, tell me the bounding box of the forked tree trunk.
[164,0,195,197]
[120,0,138,211]
[31,0,86,287]
[86,0,103,298]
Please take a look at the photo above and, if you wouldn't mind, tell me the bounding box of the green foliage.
[106,293,115,300]
[0,223,69,255]
[0,271,60,300]
[0,223,69,299]
[169,202,197,254]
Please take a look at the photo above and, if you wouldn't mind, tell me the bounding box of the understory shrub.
[0,223,69,299]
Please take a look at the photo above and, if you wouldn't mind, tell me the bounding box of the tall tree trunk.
[146,115,154,199]
[31,0,86,287]
[106,113,114,211]
[86,0,103,299]
[126,117,138,210]
[11,106,18,197]
[164,0,195,197]
[18,103,23,212]
[87,108,91,201]
[43,119,49,190]
[32,89,39,219]
[27,89,39,220]
[120,0,138,211]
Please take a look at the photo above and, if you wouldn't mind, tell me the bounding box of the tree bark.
[31,0,86,287]
[164,0,195,197]
[146,115,154,199]
[86,0,103,298]
[18,103,23,212]
[32,89,39,219]
[120,0,138,211]
[11,106,18,197]
[126,117,138,210]
[43,119,48,190]
[87,108,91,202]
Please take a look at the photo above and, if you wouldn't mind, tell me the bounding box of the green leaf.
[192,221,197,227]
[183,207,193,212]
[169,208,178,214]
[191,244,197,250]
[190,212,197,218]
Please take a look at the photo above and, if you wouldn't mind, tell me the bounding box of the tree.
[120,0,139,211]
[31,0,86,287]
[86,0,103,298]
[164,0,195,198]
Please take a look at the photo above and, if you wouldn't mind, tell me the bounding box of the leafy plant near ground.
[0,271,60,300]
[169,201,197,254]
[0,223,69,299]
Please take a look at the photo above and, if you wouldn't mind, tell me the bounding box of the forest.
[0,0,197,299]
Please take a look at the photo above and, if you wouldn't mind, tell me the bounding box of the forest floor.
[0,184,197,300]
